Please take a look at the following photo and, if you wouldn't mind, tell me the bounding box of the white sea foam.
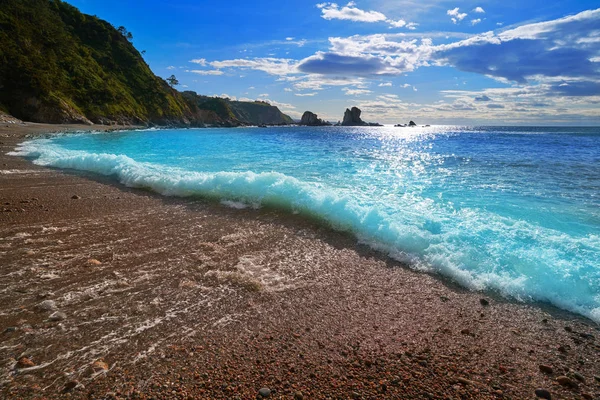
[10,138,600,322]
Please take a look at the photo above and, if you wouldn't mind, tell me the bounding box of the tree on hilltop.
[166,75,179,88]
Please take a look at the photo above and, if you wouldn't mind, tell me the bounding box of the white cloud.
[295,92,318,96]
[286,37,294,41]
[210,58,298,76]
[473,7,485,14]
[471,18,482,26]
[378,82,392,87]
[258,93,269,97]
[188,69,224,75]
[447,7,468,24]
[317,2,416,30]
[190,58,207,66]
[342,88,372,95]
[166,66,176,70]
[318,2,387,23]
[284,88,293,92]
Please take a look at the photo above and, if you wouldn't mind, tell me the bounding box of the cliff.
[0,0,292,127]
[180,93,293,127]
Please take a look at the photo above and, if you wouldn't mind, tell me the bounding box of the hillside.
[0,0,292,126]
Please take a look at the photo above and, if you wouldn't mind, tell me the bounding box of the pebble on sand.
[87,259,102,266]
[92,360,109,372]
[49,311,67,321]
[534,388,552,399]
[71,195,81,199]
[556,376,577,388]
[538,364,553,374]
[16,357,35,369]
[38,299,58,311]
[258,387,271,397]
[479,298,490,306]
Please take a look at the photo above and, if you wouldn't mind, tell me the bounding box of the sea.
[11,125,600,322]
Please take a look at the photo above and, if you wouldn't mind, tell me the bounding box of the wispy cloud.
[473,7,485,14]
[187,69,224,75]
[342,88,373,95]
[190,58,207,66]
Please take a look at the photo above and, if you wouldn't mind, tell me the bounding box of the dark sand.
[0,123,599,399]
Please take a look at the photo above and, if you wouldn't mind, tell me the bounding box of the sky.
[68,0,600,125]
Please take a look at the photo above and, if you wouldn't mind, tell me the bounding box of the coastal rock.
[479,298,489,306]
[342,107,363,126]
[299,111,329,126]
[341,107,382,126]
[408,120,417,126]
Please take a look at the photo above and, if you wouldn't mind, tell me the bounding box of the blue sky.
[69,0,600,125]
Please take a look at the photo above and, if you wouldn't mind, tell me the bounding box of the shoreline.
[1,123,599,399]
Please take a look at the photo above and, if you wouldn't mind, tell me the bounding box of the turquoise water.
[11,126,600,321]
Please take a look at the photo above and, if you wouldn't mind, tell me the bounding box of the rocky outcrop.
[408,120,417,127]
[342,107,364,126]
[299,111,329,126]
[341,107,382,127]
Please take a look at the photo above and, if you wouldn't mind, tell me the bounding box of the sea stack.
[341,107,382,127]
[341,107,364,126]
[299,111,329,126]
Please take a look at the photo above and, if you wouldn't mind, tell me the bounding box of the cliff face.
[181,93,293,127]
[0,0,293,127]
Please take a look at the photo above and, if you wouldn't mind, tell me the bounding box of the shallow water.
[11,125,600,321]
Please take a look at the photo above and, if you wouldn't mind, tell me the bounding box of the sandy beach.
[1,123,599,399]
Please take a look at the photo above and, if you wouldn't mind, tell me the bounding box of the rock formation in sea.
[341,107,382,127]
[299,111,330,126]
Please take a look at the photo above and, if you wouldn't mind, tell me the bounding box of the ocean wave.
[10,138,600,323]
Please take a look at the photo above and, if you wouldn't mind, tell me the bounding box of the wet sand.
[1,123,599,399]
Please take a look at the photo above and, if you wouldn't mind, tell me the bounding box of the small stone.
[71,195,81,199]
[294,391,304,400]
[480,298,489,306]
[558,345,567,353]
[594,375,600,382]
[258,387,271,398]
[572,371,585,382]
[539,364,553,374]
[4,327,17,333]
[38,300,58,311]
[534,388,552,399]
[460,328,470,335]
[16,357,35,369]
[564,326,573,332]
[86,259,102,266]
[556,376,577,388]
[92,360,109,372]
[49,311,67,321]
[63,380,79,392]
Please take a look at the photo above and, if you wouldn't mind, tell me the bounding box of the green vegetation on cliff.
[0,0,292,126]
